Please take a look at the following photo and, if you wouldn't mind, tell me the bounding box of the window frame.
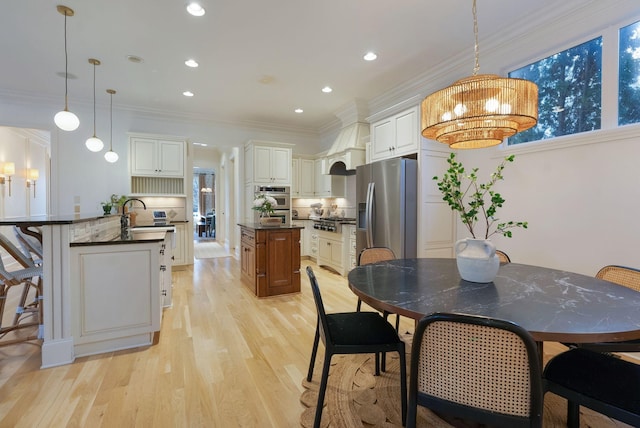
[498,14,640,154]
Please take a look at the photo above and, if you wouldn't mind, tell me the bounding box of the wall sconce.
[1,162,15,196]
[26,168,39,199]
[200,187,212,193]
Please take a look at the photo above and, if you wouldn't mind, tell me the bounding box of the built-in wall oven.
[253,185,291,224]
[254,185,291,209]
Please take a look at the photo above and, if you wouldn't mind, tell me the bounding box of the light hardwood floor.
[1,255,574,427]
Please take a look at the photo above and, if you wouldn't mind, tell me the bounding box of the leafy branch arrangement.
[433,153,528,239]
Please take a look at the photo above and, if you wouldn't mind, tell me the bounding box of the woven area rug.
[300,341,632,428]
[194,241,231,259]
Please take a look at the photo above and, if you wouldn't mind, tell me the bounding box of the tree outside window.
[619,20,640,126]
[508,37,602,145]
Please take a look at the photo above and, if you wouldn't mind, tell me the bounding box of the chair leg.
[356,298,362,312]
[314,352,332,428]
[398,344,408,426]
[374,352,380,376]
[567,401,580,428]
[307,324,320,382]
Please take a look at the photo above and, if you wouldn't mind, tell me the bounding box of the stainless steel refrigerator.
[356,158,417,260]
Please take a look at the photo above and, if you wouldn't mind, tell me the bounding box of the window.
[619,20,640,126]
[508,37,602,145]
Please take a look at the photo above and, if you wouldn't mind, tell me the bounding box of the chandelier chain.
[473,0,480,75]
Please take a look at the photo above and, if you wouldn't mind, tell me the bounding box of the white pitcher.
[455,238,500,283]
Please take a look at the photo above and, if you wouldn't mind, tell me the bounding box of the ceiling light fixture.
[104,89,119,163]
[183,91,194,97]
[186,2,205,16]
[185,59,199,68]
[321,86,333,93]
[294,108,304,114]
[363,52,377,61]
[420,0,538,149]
[85,58,104,152]
[54,5,80,132]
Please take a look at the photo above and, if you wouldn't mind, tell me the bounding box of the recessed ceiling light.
[294,108,303,114]
[183,91,194,97]
[322,86,333,93]
[127,55,144,64]
[194,142,208,146]
[186,2,205,16]
[363,52,377,61]
[185,59,199,68]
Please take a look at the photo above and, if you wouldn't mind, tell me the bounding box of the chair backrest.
[595,265,640,292]
[496,250,511,264]
[358,247,395,266]
[0,232,36,270]
[409,312,543,427]
[306,266,330,344]
[13,226,43,264]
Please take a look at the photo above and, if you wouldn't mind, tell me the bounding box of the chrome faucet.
[121,198,147,230]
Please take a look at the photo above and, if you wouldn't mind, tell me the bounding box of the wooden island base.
[239,224,302,297]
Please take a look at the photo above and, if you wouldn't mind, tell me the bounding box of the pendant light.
[54,5,80,132]
[85,58,104,152]
[104,89,119,163]
[421,0,538,149]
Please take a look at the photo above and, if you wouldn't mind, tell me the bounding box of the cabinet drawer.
[241,228,255,246]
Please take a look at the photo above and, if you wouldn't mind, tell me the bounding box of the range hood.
[325,122,370,175]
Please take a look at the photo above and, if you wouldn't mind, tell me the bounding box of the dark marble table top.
[348,258,640,343]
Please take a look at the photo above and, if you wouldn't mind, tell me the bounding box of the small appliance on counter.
[292,209,299,219]
[309,203,324,220]
[153,210,168,225]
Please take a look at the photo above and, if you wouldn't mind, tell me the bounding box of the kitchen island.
[0,214,170,367]
[238,223,303,297]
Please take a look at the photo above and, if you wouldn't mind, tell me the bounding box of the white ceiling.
[0,0,602,134]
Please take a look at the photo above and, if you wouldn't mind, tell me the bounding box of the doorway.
[193,171,216,241]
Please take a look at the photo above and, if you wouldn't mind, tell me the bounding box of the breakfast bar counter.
[0,214,169,367]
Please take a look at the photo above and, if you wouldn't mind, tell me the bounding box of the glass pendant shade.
[85,136,104,152]
[86,58,103,152]
[54,6,79,132]
[54,109,80,131]
[105,88,118,163]
[104,150,119,163]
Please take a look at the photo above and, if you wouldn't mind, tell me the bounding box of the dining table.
[347,258,640,345]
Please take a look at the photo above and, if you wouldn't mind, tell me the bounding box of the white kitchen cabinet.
[370,105,419,161]
[318,231,344,275]
[309,225,318,261]
[70,241,161,357]
[314,159,345,198]
[245,143,292,185]
[299,158,315,197]
[292,156,315,198]
[130,137,185,177]
[344,225,357,271]
[172,223,188,266]
[314,158,330,197]
[160,232,173,307]
[291,158,300,196]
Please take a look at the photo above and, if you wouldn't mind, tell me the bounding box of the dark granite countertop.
[70,230,167,247]
[238,222,304,230]
[0,213,113,226]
